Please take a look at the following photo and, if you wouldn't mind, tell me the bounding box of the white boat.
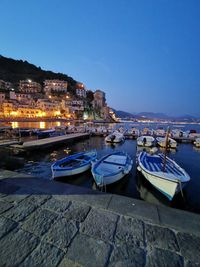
[194,138,200,148]
[137,151,190,200]
[171,129,189,139]
[154,128,166,137]
[141,128,153,136]
[127,127,140,138]
[51,150,97,179]
[156,137,177,149]
[137,136,155,147]
[105,131,125,143]
[91,151,133,187]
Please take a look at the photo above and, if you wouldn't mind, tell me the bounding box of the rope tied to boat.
[178,179,185,201]
[51,165,55,180]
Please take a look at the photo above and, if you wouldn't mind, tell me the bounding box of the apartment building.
[19,80,41,93]
[44,80,68,94]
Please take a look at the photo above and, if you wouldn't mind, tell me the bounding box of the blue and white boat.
[137,151,190,200]
[51,150,97,179]
[91,151,133,187]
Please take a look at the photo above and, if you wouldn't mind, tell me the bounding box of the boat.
[171,129,189,139]
[126,127,140,138]
[137,151,190,200]
[105,131,125,143]
[36,128,56,138]
[51,150,97,179]
[137,136,155,147]
[154,128,166,137]
[91,151,133,187]
[156,136,177,149]
[194,138,200,148]
[141,128,153,136]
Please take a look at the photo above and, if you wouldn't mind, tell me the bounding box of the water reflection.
[39,121,46,129]
[193,146,200,153]
[2,128,200,213]
[11,121,19,128]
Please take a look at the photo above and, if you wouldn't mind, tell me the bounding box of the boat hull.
[94,171,126,187]
[52,163,91,178]
[137,165,179,200]
[136,151,190,200]
[51,150,97,179]
[92,152,132,187]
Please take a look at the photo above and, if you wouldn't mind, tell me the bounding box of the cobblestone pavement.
[0,170,200,267]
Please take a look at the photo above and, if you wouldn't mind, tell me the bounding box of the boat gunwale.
[52,151,97,171]
[138,152,190,183]
[92,152,131,178]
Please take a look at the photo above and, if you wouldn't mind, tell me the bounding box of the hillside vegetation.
[0,55,77,93]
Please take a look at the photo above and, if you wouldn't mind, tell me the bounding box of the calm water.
[2,121,200,213]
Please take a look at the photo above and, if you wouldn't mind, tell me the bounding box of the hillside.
[0,55,77,92]
[115,110,200,122]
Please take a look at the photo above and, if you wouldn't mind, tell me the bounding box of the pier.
[10,133,90,151]
[0,170,200,266]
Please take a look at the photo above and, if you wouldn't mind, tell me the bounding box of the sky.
[0,0,200,116]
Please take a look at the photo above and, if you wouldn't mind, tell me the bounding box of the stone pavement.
[0,170,200,267]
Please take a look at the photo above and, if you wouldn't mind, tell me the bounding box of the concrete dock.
[0,170,200,267]
[10,133,90,151]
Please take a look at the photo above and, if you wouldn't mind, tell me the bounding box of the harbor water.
[1,121,200,214]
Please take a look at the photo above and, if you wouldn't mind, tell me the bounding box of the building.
[76,83,86,98]
[19,80,41,93]
[44,80,68,94]
[2,101,17,117]
[0,80,13,90]
[0,93,6,103]
[10,91,30,101]
[37,99,61,117]
[16,105,42,118]
[93,90,106,108]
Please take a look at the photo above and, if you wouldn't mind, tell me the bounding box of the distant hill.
[0,55,77,92]
[137,112,170,119]
[114,109,200,122]
[114,110,136,119]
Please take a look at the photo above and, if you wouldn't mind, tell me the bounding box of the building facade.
[93,90,106,108]
[19,80,41,93]
[76,83,86,98]
[37,99,61,117]
[44,80,68,94]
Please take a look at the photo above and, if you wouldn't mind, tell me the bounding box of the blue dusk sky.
[0,0,200,116]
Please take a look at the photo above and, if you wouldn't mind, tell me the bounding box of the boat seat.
[103,155,127,166]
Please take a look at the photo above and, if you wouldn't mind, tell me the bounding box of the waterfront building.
[44,80,68,94]
[76,83,86,98]
[37,99,61,117]
[10,91,31,101]
[2,101,17,117]
[16,105,42,118]
[19,80,41,93]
